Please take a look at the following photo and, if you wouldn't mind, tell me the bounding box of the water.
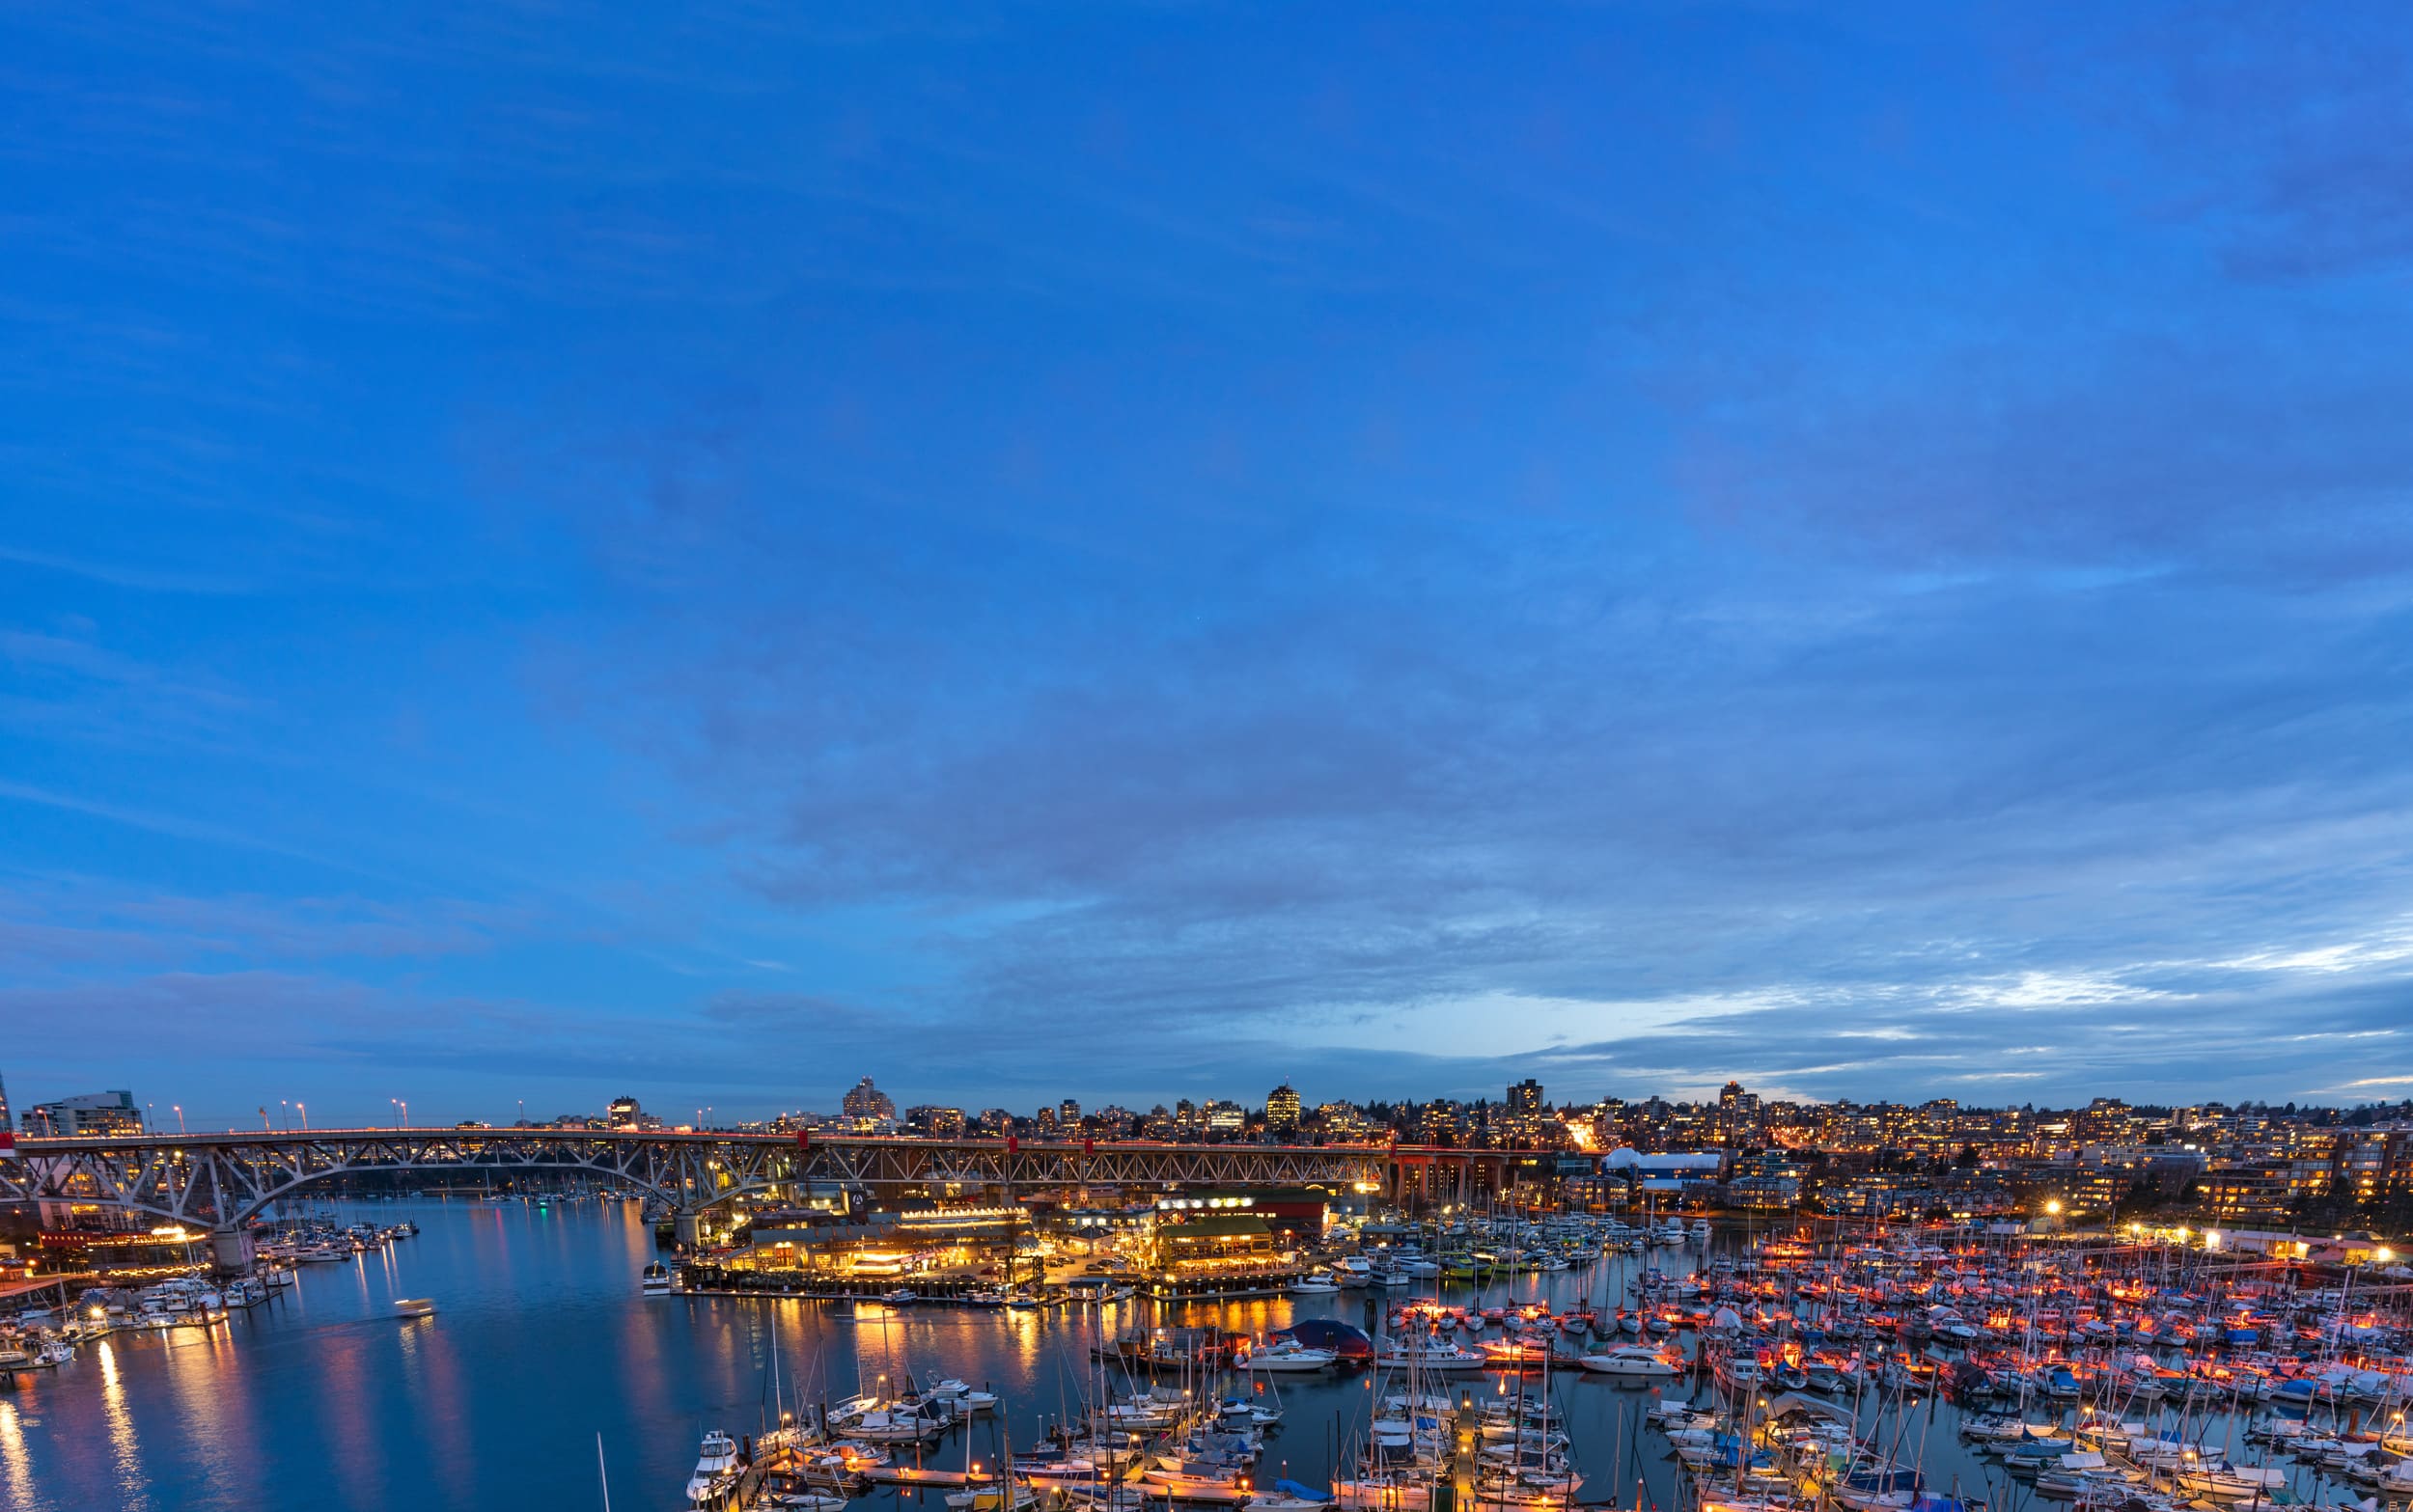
[0,1203,2301,1512]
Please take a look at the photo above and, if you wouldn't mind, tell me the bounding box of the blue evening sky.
[5,3,2411,1127]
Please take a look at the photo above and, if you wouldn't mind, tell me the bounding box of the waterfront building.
[24,1090,142,1137]
[1143,1195,1308,1298]
[1506,1078,1543,1115]
[1724,1172,1800,1211]
[1602,1146,1722,1200]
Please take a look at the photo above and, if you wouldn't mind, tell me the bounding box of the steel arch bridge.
[0,1127,1501,1232]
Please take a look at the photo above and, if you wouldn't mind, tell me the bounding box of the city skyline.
[6,1068,2409,1140]
[8,5,2413,1120]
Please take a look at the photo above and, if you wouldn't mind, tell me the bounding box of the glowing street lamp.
[297,1102,308,1131]
[173,1105,185,1134]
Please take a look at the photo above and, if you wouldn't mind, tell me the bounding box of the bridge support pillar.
[674,1208,704,1249]
[210,1225,255,1276]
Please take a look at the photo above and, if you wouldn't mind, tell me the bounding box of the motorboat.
[928,1378,1000,1415]
[1242,1338,1338,1372]
[1373,1340,1490,1372]
[642,1261,675,1296]
[686,1429,741,1503]
[395,1298,437,1318]
[1577,1344,1680,1378]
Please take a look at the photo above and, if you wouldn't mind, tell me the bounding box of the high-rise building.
[0,1069,11,1132]
[1058,1099,1081,1126]
[25,1090,143,1137]
[1717,1081,1761,1142]
[1507,1079,1544,1115]
[842,1078,897,1121]
[1265,1084,1302,1135]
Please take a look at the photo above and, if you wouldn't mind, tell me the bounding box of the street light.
[174,1105,185,1134]
[297,1102,308,1130]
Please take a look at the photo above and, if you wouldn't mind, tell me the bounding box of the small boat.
[1241,1338,1339,1372]
[687,1429,741,1503]
[1578,1344,1681,1378]
[642,1261,675,1296]
[394,1298,438,1318]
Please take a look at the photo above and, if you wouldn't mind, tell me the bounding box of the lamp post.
[174,1104,185,1134]
[297,1101,308,1131]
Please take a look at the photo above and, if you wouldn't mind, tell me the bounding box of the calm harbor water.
[0,1201,2284,1512]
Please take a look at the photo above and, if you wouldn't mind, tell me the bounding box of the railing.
[0,1126,1505,1229]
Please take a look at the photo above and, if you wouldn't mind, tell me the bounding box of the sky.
[4,2,2412,1129]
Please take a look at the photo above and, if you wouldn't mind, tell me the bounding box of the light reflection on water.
[0,1204,2302,1512]
[0,1400,37,1512]
[98,1336,151,1512]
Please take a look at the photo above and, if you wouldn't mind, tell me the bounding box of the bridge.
[0,1127,1512,1269]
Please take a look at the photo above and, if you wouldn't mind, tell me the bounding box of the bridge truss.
[0,1129,1475,1230]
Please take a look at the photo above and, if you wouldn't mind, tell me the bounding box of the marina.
[4,1197,2410,1512]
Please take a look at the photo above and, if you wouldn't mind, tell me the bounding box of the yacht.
[686,1430,741,1503]
[1578,1344,1682,1378]
[394,1298,437,1318]
[1240,1338,1338,1372]
[927,1378,999,1415]
[642,1261,675,1296]
[1374,1338,1490,1372]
